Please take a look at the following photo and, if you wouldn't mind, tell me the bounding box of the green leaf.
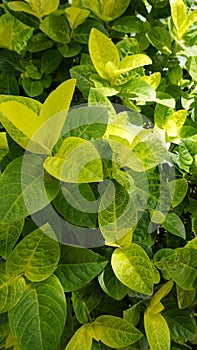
[112,16,143,33]
[57,41,81,58]
[65,324,92,350]
[154,247,197,290]
[41,50,62,74]
[98,181,137,246]
[0,14,33,54]
[90,74,120,96]
[168,65,183,85]
[53,183,97,228]
[0,265,26,314]
[65,6,90,29]
[0,220,24,260]
[98,264,128,300]
[179,139,197,169]
[168,178,188,208]
[120,79,156,101]
[70,65,95,99]
[44,137,103,183]
[111,244,154,295]
[162,212,186,239]
[89,28,120,80]
[154,103,175,129]
[91,341,115,350]
[173,247,197,290]
[176,285,196,309]
[123,301,142,327]
[146,27,172,55]
[0,155,59,223]
[72,284,102,324]
[27,33,54,52]
[6,224,60,282]
[0,49,23,73]
[75,0,131,21]
[163,308,196,342]
[55,245,107,292]
[73,19,109,44]
[186,56,197,82]
[144,310,170,350]
[40,14,70,43]
[9,274,66,350]
[62,105,109,140]
[91,315,143,347]
[0,73,19,95]
[22,78,43,97]
[88,88,116,117]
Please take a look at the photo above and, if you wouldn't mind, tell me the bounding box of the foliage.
[0,0,197,350]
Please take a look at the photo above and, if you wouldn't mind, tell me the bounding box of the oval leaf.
[0,155,59,223]
[91,315,143,348]
[9,275,66,350]
[111,244,154,295]
[89,28,120,80]
[6,224,60,282]
[144,310,170,350]
[55,245,107,292]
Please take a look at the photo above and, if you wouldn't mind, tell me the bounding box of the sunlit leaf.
[111,244,154,295]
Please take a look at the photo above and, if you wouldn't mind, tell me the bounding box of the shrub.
[0,1,197,349]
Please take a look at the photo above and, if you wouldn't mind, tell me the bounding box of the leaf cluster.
[0,1,197,350]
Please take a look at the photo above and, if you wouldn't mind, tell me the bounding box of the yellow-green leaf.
[98,181,137,246]
[176,285,196,309]
[44,137,103,183]
[89,28,120,80]
[8,0,59,19]
[0,265,26,314]
[149,280,174,314]
[65,7,90,29]
[168,178,188,208]
[141,72,161,89]
[38,79,76,151]
[165,110,187,140]
[8,1,38,18]
[65,325,92,350]
[144,310,170,350]
[6,224,60,282]
[111,244,154,295]
[39,79,76,122]
[90,315,143,348]
[0,132,9,162]
[170,0,188,39]
[0,101,48,153]
[120,54,152,71]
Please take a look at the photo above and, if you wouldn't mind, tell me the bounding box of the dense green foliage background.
[0,0,197,349]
